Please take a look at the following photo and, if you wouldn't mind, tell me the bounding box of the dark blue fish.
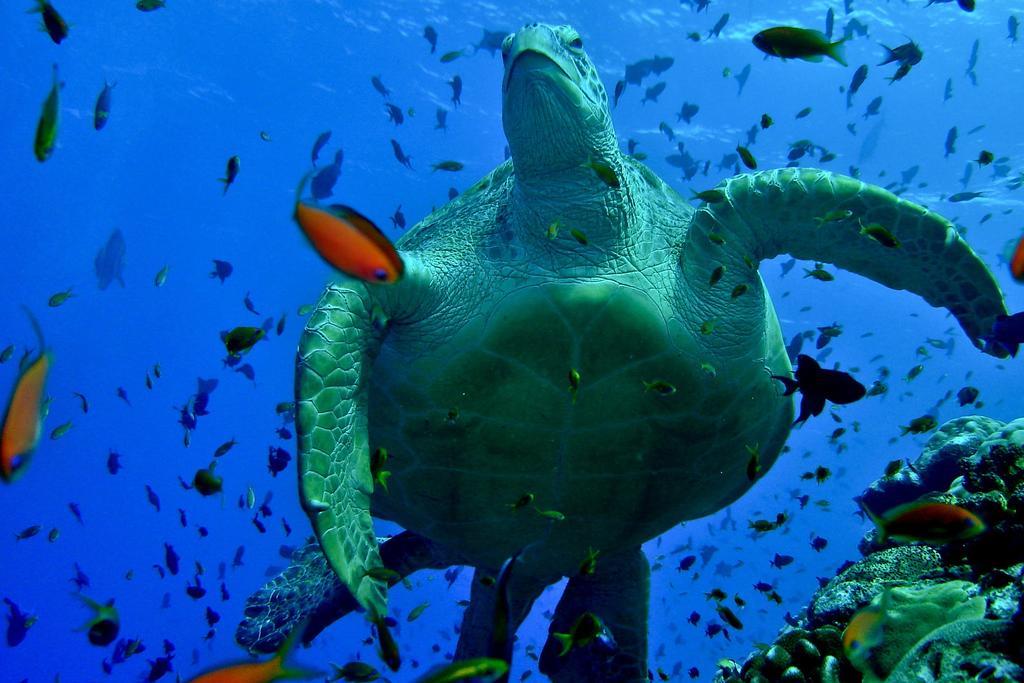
[235,363,255,381]
[70,563,90,591]
[846,64,868,108]
[4,598,34,647]
[825,8,835,40]
[1009,16,1019,43]
[449,75,462,106]
[209,259,233,283]
[708,13,729,38]
[242,292,260,316]
[770,553,794,568]
[146,654,174,681]
[106,450,123,475]
[863,95,882,119]
[310,149,343,200]
[474,29,508,56]
[164,543,179,575]
[94,229,126,290]
[232,545,245,567]
[311,130,331,166]
[390,139,413,169]
[267,446,290,476]
[145,485,161,512]
[435,107,448,131]
[734,64,751,95]
[385,102,404,125]
[194,377,218,416]
[641,81,666,104]
[370,75,390,98]
[68,501,83,524]
[945,126,958,158]
[423,25,438,53]
[93,81,115,131]
[390,205,406,230]
[219,155,240,194]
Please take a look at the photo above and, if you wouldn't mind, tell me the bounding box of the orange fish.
[188,622,314,682]
[842,595,887,676]
[860,498,985,544]
[1,311,51,483]
[293,175,404,284]
[1011,235,1024,282]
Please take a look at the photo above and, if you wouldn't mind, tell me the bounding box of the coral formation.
[716,416,1024,683]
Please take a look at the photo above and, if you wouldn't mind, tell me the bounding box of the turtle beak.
[502,27,578,96]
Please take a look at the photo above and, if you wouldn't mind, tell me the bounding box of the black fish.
[983,311,1024,357]
[772,354,866,425]
[209,259,233,283]
[267,446,291,476]
[94,229,127,290]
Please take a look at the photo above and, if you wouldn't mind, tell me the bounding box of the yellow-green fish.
[49,420,72,440]
[859,222,901,248]
[407,602,429,622]
[584,159,620,188]
[736,145,757,170]
[416,658,508,683]
[35,65,62,162]
[154,265,169,287]
[568,368,580,403]
[440,49,463,63]
[48,288,73,307]
[570,228,589,246]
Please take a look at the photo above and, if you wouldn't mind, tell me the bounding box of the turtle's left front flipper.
[236,532,465,654]
[684,168,1008,354]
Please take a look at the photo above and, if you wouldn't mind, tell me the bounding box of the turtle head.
[501,24,617,180]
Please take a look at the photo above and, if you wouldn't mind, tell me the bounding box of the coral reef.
[716,416,1024,683]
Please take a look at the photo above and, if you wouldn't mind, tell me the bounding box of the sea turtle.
[237,22,1008,681]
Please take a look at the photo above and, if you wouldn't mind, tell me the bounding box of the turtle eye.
[569,36,583,50]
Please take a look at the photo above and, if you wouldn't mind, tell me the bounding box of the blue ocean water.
[2,0,1022,681]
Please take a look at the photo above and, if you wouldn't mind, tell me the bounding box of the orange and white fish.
[860,498,985,544]
[188,622,314,682]
[293,174,404,284]
[1,310,51,483]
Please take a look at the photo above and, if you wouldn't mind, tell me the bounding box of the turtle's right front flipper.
[298,283,389,620]
[683,168,1009,354]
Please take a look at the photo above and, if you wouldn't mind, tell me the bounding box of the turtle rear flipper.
[683,167,1008,355]
[236,532,465,653]
[540,547,649,683]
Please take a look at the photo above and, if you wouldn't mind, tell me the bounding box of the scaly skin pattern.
[236,532,462,653]
[297,21,1007,647]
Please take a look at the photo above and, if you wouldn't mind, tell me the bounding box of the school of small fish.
[5,1,1023,681]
